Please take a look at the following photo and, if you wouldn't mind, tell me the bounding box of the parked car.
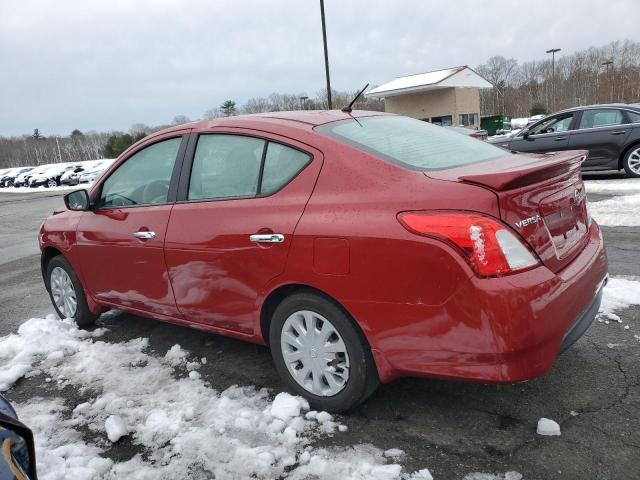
[78,161,111,184]
[29,164,80,188]
[40,111,608,412]
[443,125,488,140]
[14,165,50,188]
[1,167,33,187]
[488,103,640,177]
[0,394,38,479]
[60,165,89,186]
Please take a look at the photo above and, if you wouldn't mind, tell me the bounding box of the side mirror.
[0,395,38,479]
[64,189,91,211]
[522,130,530,139]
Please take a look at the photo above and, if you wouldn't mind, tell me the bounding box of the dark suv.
[488,104,640,177]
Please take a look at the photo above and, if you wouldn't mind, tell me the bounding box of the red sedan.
[39,111,608,411]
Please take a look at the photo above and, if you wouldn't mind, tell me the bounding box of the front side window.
[98,137,181,208]
[530,114,574,135]
[188,135,265,200]
[578,109,624,129]
[316,115,508,170]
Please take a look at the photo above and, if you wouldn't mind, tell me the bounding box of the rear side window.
[189,135,265,200]
[315,116,507,170]
[188,134,311,201]
[579,109,624,129]
[261,142,311,194]
[626,111,640,123]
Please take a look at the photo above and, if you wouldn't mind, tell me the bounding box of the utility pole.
[546,48,561,111]
[319,0,332,109]
[602,60,613,102]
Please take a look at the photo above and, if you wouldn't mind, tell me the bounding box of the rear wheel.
[623,146,640,178]
[47,178,58,188]
[46,256,97,327]
[269,291,379,412]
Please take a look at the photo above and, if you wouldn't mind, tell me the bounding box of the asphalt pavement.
[0,184,638,479]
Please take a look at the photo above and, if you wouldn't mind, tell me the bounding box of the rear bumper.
[560,277,605,353]
[363,222,608,384]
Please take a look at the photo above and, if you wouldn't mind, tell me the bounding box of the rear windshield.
[315,115,508,170]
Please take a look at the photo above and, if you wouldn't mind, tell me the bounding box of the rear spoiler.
[426,151,587,192]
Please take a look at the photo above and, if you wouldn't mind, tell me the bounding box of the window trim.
[176,131,313,204]
[93,134,189,211]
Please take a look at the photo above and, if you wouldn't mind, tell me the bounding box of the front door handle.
[554,137,567,141]
[611,130,627,135]
[249,233,284,243]
[133,231,156,239]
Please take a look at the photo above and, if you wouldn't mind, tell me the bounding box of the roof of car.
[557,103,640,114]
[152,110,392,136]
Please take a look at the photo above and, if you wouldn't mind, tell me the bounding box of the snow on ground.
[0,183,93,194]
[1,279,638,478]
[463,473,522,480]
[1,315,431,480]
[589,193,640,226]
[598,277,640,325]
[584,178,640,195]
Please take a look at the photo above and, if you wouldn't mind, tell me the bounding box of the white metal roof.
[366,66,493,98]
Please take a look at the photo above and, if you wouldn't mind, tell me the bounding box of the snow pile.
[598,277,640,322]
[589,193,640,226]
[2,315,430,479]
[536,417,561,436]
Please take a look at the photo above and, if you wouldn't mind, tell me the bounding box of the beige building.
[366,66,492,128]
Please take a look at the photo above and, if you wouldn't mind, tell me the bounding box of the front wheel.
[45,256,97,327]
[46,178,58,188]
[623,146,640,178]
[269,291,379,412]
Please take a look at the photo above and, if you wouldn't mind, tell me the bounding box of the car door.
[567,108,631,169]
[508,112,576,153]
[75,133,188,316]
[164,130,323,334]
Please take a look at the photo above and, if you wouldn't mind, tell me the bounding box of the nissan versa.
[39,111,608,412]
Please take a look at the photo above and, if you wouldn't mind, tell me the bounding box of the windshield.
[315,116,509,170]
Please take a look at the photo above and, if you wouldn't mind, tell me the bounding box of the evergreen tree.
[220,100,237,117]
[529,103,548,116]
[102,132,146,158]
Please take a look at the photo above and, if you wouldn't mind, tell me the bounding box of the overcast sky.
[1,0,638,136]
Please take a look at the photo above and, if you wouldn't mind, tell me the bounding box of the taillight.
[397,211,540,277]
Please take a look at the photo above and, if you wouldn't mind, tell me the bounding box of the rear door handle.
[611,130,627,135]
[249,233,284,243]
[133,231,156,239]
[554,137,567,141]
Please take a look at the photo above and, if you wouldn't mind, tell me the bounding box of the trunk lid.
[426,150,589,273]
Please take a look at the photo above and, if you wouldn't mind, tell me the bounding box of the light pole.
[546,48,561,111]
[602,60,613,102]
[319,0,332,109]
[299,96,309,110]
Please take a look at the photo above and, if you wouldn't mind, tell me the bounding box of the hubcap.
[47,179,57,187]
[628,148,640,175]
[50,267,77,318]
[280,310,350,397]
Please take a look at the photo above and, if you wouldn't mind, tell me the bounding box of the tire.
[269,291,379,412]
[623,145,640,178]
[45,255,97,328]
[47,178,58,188]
